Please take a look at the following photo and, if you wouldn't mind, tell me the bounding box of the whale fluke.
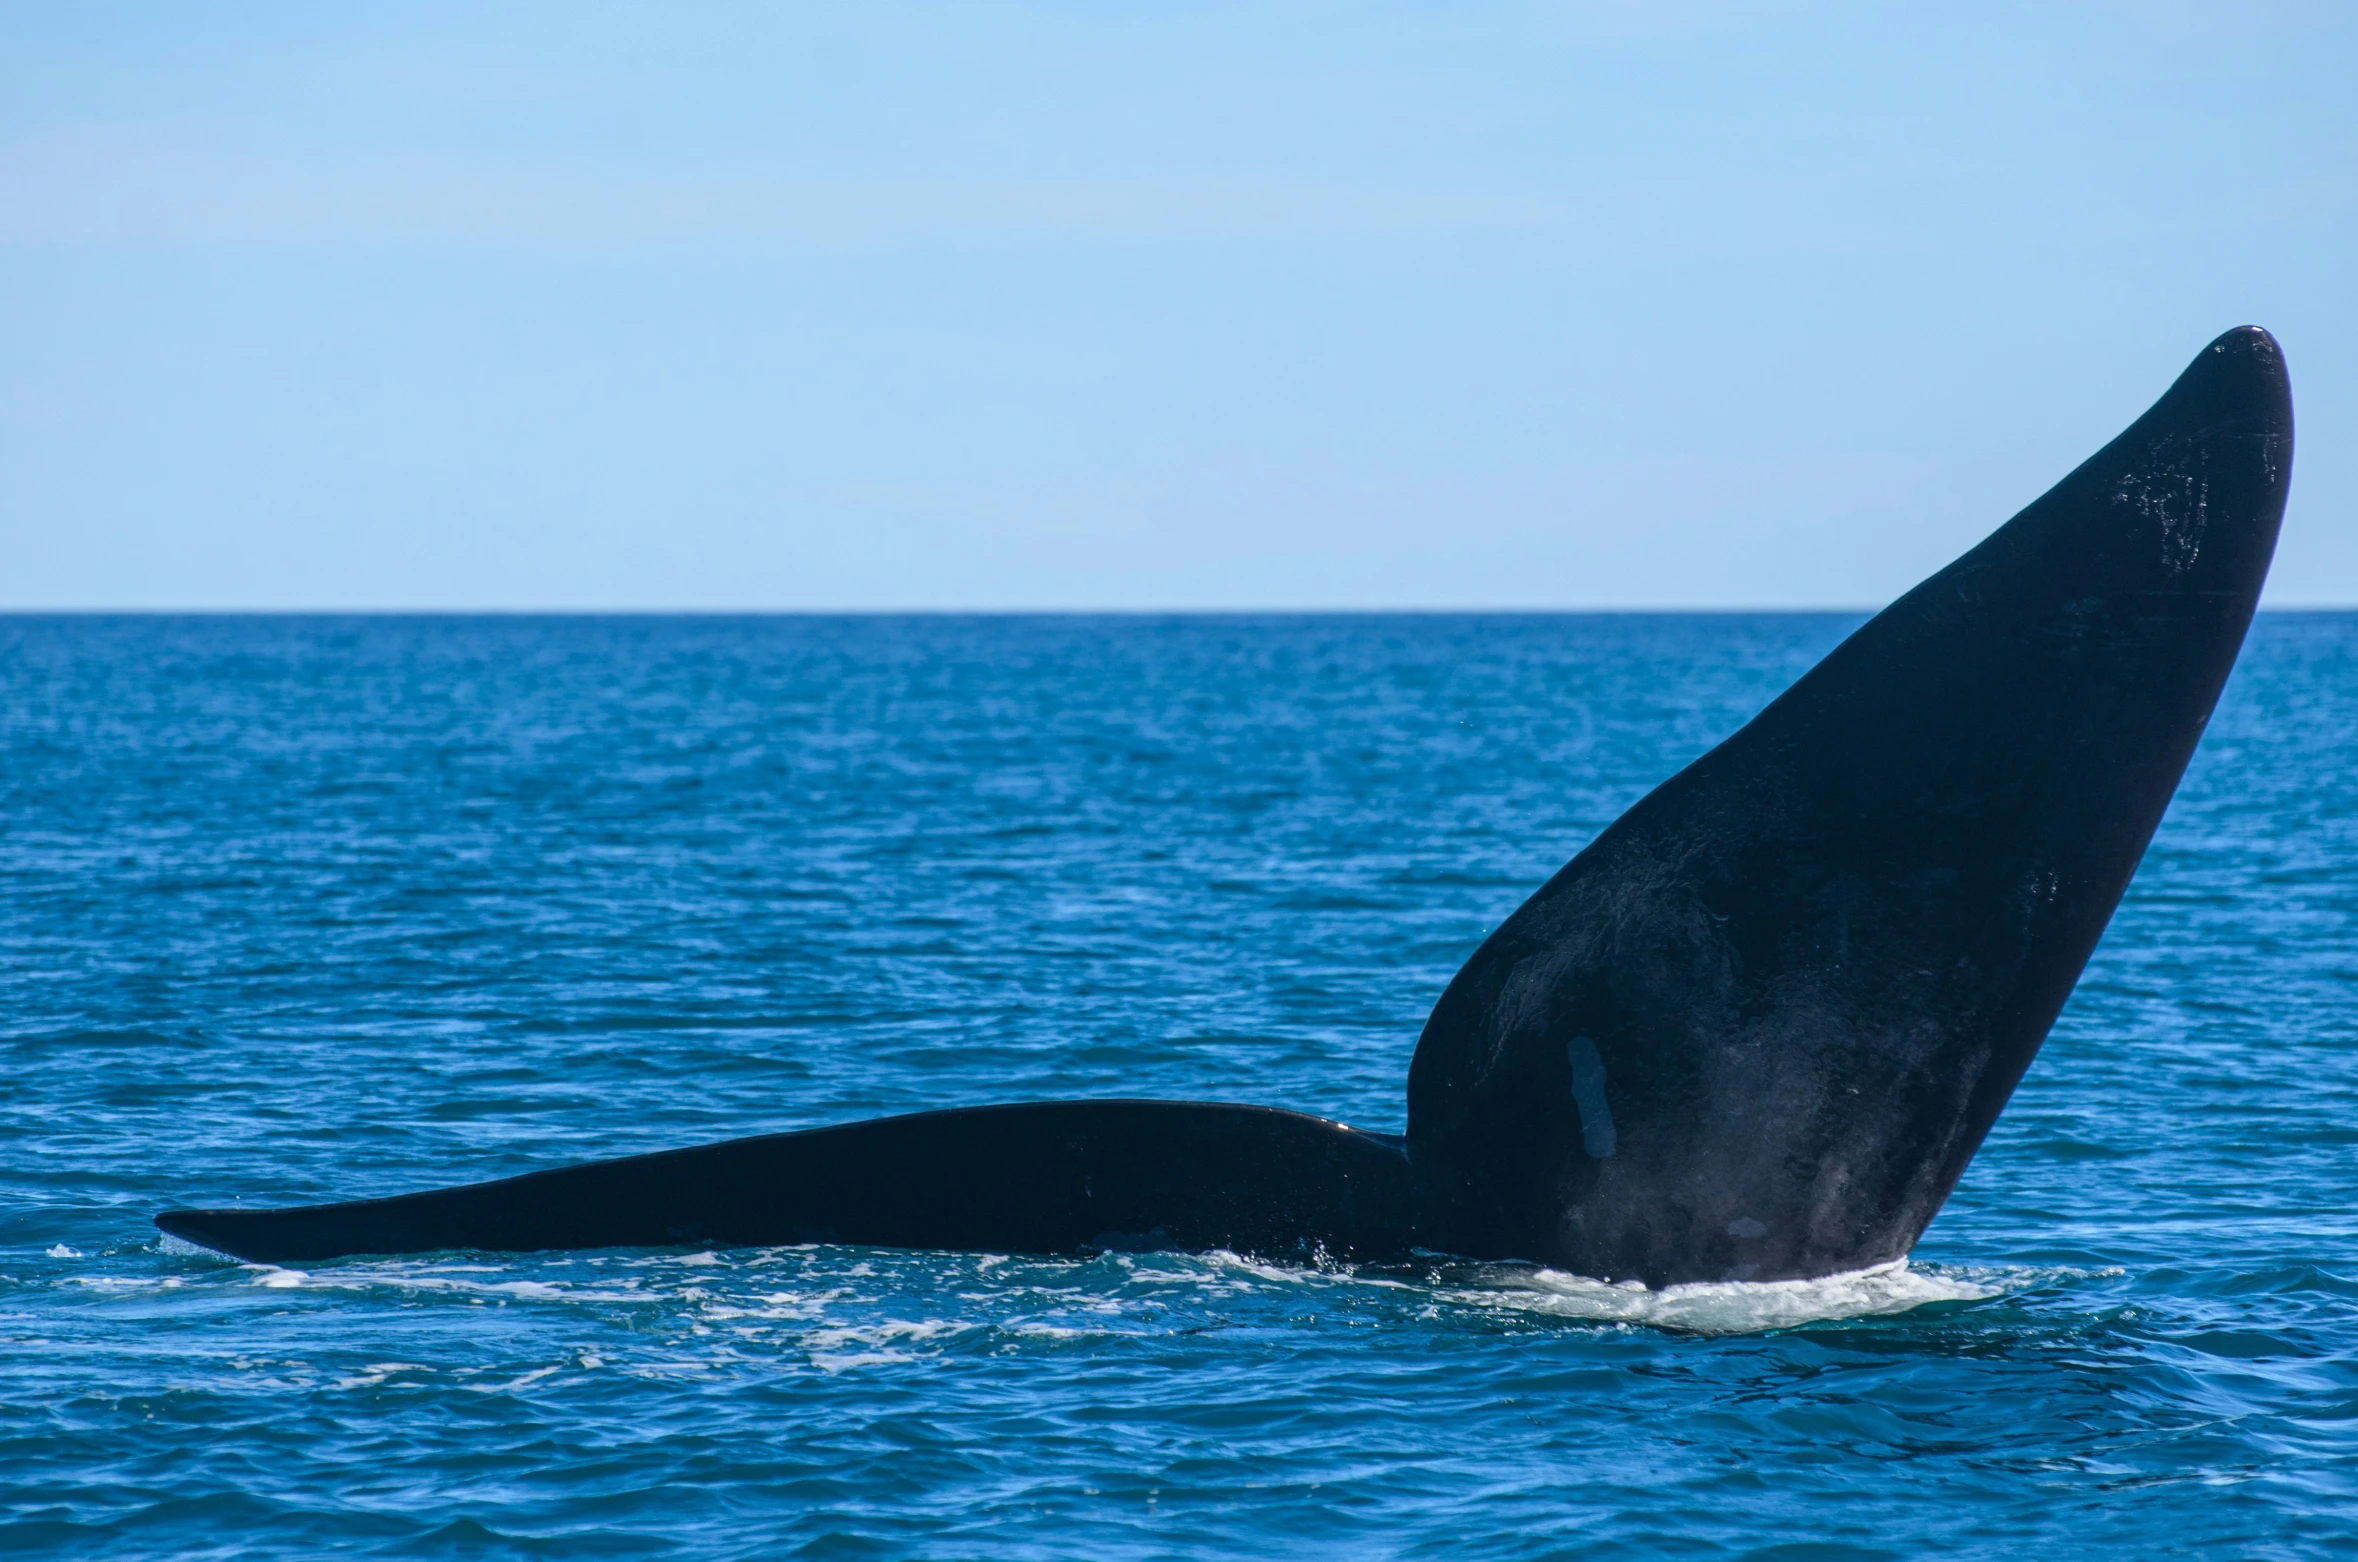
[157,328,2293,1284]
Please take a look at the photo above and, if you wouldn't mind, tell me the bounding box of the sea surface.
[3,612,2355,1558]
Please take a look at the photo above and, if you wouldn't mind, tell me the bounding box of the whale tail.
[158,329,2292,1281]
[1405,326,2292,1283]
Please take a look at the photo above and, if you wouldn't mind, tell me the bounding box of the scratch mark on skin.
[1567,1036,1616,1159]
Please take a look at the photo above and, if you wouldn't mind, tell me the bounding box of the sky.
[2,2,2352,609]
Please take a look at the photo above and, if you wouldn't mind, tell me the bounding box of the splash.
[1443,1259,1996,1334]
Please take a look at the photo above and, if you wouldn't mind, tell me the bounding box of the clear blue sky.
[3,2,2351,609]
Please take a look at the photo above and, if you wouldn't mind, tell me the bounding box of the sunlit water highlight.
[4,613,2355,1556]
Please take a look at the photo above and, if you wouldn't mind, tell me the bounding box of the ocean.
[4,612,2354,1557]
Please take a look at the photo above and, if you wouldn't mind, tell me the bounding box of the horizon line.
[4,604,2355,617]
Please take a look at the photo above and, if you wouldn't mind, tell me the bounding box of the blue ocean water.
[3,612,2354,1558]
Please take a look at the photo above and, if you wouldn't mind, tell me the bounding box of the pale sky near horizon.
[3,2,2352,609]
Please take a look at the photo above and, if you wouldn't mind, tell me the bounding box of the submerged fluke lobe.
[153,1101,1422,1267]
[155,330,2292,1285]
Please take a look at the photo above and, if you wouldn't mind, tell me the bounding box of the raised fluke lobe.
[1404,325,2291,1282]
[157,329,2293,1283]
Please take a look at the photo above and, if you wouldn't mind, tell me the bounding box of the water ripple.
[4,613,2355,1556]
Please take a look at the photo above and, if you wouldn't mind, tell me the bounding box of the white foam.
[332,1361,431,1390]
[1006,1321,1089,1340]
[233,1263,655,1305]
[467,1364,563,1395]
[1445,1258,1993,1334]
[804,1317,972,1371]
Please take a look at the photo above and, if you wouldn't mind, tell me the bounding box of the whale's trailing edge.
[156,328,2294,1284]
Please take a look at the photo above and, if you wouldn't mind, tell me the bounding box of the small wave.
[466,1364,565,1395]
[1445,1258,1996,1334]
[805,1317,974,1370]
[333,1362,432,1390]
